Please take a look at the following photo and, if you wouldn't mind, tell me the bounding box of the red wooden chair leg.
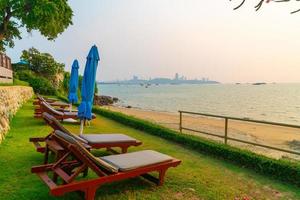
[121,146,128,153]
[52,151,65,183]
[158,169,167,186]
[82,164,89,177]
[85,186,97,200]
[44,145,49,164]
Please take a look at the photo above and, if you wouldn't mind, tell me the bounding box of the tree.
[20,47,65,87]
[230,0,300,14]
[61,72,98,99]
[0,0,73,51]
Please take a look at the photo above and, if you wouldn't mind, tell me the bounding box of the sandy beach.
[103,106,300,160]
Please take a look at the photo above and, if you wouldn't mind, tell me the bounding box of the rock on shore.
[94,95,119,106]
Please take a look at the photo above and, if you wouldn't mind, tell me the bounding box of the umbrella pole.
[69,103,72,112]
[79,120,84,135]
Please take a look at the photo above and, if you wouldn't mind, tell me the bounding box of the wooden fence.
[179,110,300,156]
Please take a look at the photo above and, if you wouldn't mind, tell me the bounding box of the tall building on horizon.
[174,73,179,80]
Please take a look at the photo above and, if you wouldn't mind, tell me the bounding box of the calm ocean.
[98,83,300,125]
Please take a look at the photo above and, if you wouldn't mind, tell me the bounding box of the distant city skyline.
[5,0,300,83]
[111,73,211,82]
[100,73,218,85]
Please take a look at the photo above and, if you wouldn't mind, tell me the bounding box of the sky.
[6,0,300,83]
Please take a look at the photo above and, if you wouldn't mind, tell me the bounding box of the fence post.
[224,118,228,144]
[179,111,182,133]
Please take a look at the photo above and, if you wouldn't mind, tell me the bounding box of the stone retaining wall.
[0,86,33,143]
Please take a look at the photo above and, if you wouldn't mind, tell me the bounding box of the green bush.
[92,107,300,187]
[16,70,56,95]
[60,72,98,99]
[29,76,56,95]
[61,72,70,94]
[15,70,30,80]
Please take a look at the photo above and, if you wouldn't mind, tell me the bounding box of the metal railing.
[179,110,300,156]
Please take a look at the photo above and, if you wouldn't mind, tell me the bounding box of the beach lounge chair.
[34,95,70,118]
[31,130,181,200]
[39,101,96,121]
[30,112,142,161]
[44,112,141,152]
[35,94,57,103]
[34,94,68,106]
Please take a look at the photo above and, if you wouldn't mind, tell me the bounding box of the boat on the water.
[252,82,266,85]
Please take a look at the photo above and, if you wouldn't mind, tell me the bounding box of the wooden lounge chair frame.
[35,94,57,103]
[44,112,141,152]
[31,131,181,200]
[30,112,141,159]
[39,101,95,121]
[34,95,70,118]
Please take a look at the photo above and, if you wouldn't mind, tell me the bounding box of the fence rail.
[178,110,300,156]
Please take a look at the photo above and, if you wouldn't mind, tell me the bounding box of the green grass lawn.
[0,79,29,86]
[0,100,299,200]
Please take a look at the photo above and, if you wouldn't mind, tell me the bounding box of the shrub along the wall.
[17,70,56,95]
[92,107,300,187]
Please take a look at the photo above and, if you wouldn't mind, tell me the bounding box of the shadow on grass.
[96,178,154,197]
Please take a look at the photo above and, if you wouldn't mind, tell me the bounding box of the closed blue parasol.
[68,59,79,104]
[78,45,100,124]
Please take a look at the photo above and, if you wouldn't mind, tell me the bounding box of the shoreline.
[103,105,300,160]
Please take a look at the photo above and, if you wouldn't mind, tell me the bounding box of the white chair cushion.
[80,134,137,144]
[101,150,173,171]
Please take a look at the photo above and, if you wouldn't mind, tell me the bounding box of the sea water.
[98,83,300,125]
